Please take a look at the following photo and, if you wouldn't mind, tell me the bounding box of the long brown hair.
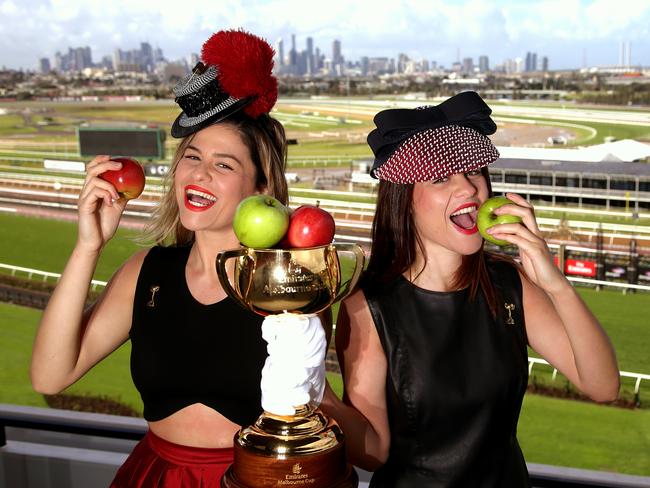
[364,167,512,317]
[143,113,288,246]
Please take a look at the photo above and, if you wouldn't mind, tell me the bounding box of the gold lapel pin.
[147,285,160,308]
[504,302,516,325]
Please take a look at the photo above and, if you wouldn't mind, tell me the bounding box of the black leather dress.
[363,259,531,487]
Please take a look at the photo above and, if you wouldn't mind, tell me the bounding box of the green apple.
[476,196,523,246]
[233,195,290,248]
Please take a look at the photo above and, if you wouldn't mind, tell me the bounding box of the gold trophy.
[216,243,364,488]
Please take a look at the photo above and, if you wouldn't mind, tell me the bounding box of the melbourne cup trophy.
[216,199,364,487]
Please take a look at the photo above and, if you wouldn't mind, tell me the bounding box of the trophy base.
[220,407,358,488]
[220,454,359,488]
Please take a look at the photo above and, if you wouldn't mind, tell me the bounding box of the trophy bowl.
[216,242,364,488]
[216,243,364,316]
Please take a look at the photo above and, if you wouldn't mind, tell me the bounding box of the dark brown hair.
[364,167,513,317]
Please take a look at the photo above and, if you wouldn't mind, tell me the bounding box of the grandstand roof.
[496,139,650,163]
[493,157,650,177]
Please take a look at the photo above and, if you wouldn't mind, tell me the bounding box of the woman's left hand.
[485,193,568,294]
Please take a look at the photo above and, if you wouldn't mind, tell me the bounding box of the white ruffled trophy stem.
[260,312,327,416]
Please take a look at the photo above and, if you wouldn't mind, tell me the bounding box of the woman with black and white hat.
[30,30,310,486]
[320,92,620,487]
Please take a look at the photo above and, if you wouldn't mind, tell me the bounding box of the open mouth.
[184,185,217,211]
[449,204,478,234]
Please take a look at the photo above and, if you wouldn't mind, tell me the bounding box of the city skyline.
[36,37,556,78]
[1,0,649,71]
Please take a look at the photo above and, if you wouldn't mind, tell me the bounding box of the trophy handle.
[216,248,252,311]
[332,243,365,303]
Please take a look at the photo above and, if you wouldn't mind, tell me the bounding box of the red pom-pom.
[201,29,277,118]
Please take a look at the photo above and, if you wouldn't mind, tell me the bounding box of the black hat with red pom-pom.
[170,29,278,138]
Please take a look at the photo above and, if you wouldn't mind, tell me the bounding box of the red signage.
[565,259,597,277]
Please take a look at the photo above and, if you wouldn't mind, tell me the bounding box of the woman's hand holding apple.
[482,193,567,294]
[77,156,131,253]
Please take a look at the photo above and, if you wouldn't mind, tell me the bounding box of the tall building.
[140,42,154,71]
[397,53,409,74]
[306,37,314,75]
[618,41,631,67]
[525,51,537,72]
[315,47,322,72]
[51,46,92,72]
[289,34,297,69]
[54,51,64,71]
[541,56,549,72]
[112,48,122,71]
[73,47,92,70]
[153,47,165,64]
[332,39,342,66]
[39,58,51,73]
[627,43,632,67]
[478,55,489,73]
[360,56,369,76]
[277,38,284,67]
[462,57,474,74]
[100,55,113,70]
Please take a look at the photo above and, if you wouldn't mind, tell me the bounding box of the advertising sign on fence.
[605,262,627,280]
[638,265,650,284]
[565,259,597,277]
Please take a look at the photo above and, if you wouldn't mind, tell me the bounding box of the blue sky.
[1,0,649,71]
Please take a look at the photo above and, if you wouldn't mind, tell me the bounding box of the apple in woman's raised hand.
[477,196,522,246]
[99,157,146,200]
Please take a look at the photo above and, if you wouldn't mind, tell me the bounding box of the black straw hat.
[170,29,278,138]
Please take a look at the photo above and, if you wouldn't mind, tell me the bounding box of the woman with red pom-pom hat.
[30,29,329,487]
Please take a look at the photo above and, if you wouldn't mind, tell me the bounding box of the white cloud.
[0,0,18,15]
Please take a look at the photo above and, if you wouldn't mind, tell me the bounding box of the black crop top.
[130,245,267,426]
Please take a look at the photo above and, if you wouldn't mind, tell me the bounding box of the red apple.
[285,203,336,248]
[99,157,146,200]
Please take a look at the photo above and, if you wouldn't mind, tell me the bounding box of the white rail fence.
[0,263,107,291]
[1,261,648,402]
[528,357,649,403]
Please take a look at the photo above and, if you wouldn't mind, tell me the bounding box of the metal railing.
[1,404,649,488]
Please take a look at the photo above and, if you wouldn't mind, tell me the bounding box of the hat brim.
[170,97,253,138]
[372,125,500,184]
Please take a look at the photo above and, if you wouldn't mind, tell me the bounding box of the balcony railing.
[2,404,649,488]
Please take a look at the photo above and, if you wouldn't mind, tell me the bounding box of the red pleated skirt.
[110,430,234,487]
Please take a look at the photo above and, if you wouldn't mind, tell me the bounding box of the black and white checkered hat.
[171,29,277,138]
